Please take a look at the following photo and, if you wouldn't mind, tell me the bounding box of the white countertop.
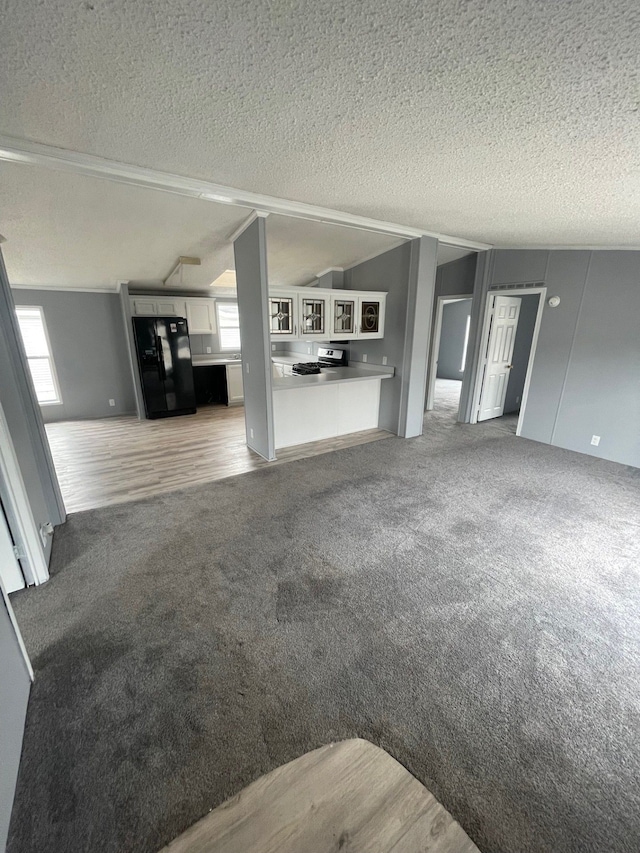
[192,355,242,367]
[272,365,393,389]
[270,354,303,366]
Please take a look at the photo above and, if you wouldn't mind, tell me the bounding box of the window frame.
[215,301,241,352]
[460,314,471,373]
[15,305,63,406]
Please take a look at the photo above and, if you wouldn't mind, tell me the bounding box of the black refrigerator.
[133,316,196,419]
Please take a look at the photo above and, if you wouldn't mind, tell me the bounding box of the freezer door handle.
[157,336,166,379]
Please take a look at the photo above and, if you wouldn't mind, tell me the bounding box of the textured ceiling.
[2,0,639,245]
[0,163,405,290]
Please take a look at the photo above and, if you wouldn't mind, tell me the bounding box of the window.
[216,302,241,351]
[15,307,62,405]
[460,315,471,373]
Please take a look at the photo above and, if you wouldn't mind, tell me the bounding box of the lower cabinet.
[226,363,244,405]
[272,379,381,449]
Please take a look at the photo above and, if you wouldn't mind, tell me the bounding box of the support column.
[458,250,492,423]
[0,247,65,553]
[398,236,438,437]
[233,215,276,461]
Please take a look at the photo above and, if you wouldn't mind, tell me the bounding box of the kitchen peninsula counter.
[272,364,393,449]
[272,365,393,389]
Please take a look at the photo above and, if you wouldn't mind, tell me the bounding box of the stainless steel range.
[292,346,346,375]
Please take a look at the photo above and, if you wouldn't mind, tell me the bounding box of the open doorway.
[427,296,472,417]
[471,287,545,434]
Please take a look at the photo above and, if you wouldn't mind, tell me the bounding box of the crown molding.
[226,210,269,244]
[314,266,344,278]
[0,134,492,250]
[11,282,119,293]
[493,244,640,251]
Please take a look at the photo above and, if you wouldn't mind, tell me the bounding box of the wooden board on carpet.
[160,738,480,853]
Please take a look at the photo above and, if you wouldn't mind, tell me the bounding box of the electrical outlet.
[245,362,250,374]
[250,427,254,439]
[272,343,276,351]
[206,346,212,354]
[362,354,368,363]
[307,346,311,354]
[515,395,521,405]
[382,356,388,365]
[591,435,601,446]
[108,399,115,407]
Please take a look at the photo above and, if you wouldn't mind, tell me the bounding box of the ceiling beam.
[0,135,492,251]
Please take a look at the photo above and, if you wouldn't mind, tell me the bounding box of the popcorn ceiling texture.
[0,163,401,289]
[1,0,639,245]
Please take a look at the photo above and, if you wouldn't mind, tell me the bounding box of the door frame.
[425,294,472,412]
[0,570,34,680]
[470,286,546,434]
[0,401,49,586]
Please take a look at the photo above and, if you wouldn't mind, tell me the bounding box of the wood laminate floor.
[45,406,393,513]
[161,739,481,853]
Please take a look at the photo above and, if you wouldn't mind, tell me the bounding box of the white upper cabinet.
[156,298,187,317]
[269,294,296,337]
[330,294,357,339]
[130,295,219,335]
[185,299,217,335]
[268,287,386,340]
[356,294,386,339]
[131,298,158,316]
[299,293,328,336]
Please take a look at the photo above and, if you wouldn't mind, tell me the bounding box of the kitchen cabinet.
[299,293,328,336]
[356,294,386,339]
[185,299,217,335]
[226,363,244,405]
[268,287,387,341]
[131,298,158,315]
[269,295,295,337]
[156,298,187,317]
[330,294,356,338]
[130,296,215,334]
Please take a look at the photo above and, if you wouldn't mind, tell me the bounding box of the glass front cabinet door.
[299,295,326,336]
[357,295,386,339]
[331,296,356,338]
[269,296,295,336]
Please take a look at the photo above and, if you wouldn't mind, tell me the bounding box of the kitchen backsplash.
[273,341,352,359]
[190,333,240,359]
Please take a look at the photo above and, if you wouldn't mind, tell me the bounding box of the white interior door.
[478,295,521,421]
[0,502,25,593]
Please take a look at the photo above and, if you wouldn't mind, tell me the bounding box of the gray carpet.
[8,408,640,853]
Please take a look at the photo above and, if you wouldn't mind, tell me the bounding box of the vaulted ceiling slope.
[0,163,411,290]
[2,0,639,246]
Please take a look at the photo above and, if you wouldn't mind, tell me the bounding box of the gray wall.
[503,294,539,414]
[435,252,477,298]
[344,243,412,432]
[0,256,65,560]
[0,594,30,852]
[485,250,640,468]
[427,254,477,411]
[342,238,437,436]
[13,289,137,423]
[437,299,471,380]
[314,269,343,289]
[234,218,275,460]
